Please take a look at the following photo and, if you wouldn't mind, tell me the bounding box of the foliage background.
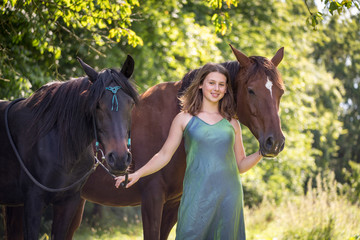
[1,0,359,239]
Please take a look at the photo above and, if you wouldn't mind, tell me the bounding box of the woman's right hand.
[114,171,141,188]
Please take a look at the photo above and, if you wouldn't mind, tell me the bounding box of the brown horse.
[4,45,285,239]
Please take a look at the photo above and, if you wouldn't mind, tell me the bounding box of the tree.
[304,0,360,29]
[0,0,144,99]
[312,13,360,180]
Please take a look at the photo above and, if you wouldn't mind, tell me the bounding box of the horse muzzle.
[106,150,132,174]
[259,135,285,158]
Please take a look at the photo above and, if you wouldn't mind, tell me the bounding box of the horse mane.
[25,69,138,165]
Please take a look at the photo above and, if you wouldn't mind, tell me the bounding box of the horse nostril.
[108,152,116,167]
[265,137,274,150]
[280,140,285,152]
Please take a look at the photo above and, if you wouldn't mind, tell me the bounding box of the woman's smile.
[200,71,227,103]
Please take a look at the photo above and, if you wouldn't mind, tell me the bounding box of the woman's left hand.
[114,172,140,188]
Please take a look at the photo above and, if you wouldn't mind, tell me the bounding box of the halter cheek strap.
[106,86,122,111]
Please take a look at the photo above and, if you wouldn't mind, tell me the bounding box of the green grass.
[73,173,360,239]
[244,173,360,240]
[73,223,176,240]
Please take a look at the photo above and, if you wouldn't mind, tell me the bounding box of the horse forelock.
[247,56,284,90]
[107,69,139,104]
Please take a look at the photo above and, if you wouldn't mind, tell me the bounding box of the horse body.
[0,100,24,205]
[0,56,138,240]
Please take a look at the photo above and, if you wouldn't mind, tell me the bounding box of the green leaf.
[54,47,61,59]
[32,39,39,47]
[98,19,107,29]
[109,28,116,38]
[329,2,339,15]
[211,13,218,21]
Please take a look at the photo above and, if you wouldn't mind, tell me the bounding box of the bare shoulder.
[230,118,241,134]
[173,111,193,130]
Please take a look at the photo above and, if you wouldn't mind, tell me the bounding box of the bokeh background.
[1,0,359,239]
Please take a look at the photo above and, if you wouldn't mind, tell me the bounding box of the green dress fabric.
[176,116,246,240]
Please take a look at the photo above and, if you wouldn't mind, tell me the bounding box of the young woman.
[115,63,263,239]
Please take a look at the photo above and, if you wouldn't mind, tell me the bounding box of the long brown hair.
[179,63,236,120]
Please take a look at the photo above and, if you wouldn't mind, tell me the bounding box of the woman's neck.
[200,100,219,114]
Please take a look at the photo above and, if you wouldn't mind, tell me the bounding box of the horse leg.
[141,184,165,240]
[160,199,180,240]
[3,206,24,240]
[51,194,83,240]
[23,196,44,240]
[65,198,86,240]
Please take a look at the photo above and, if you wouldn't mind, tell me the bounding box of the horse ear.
[229,44,251,67]
[77,57,98,82]
[271,47,284,67]
[120,55,135,79]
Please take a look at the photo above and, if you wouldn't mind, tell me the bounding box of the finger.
[126,178,137,188]
[114,177,124,188]
[114,176,124,181]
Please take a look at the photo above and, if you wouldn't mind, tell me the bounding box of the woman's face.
[199,71,227,104]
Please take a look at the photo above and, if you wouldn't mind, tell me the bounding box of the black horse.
[0,56,138,239]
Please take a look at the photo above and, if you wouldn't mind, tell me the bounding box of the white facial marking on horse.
[265,77,273,98]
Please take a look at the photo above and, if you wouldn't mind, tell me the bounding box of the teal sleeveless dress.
[175,116,246,240]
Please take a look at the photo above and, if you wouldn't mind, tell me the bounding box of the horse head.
[230,45,285,157]
[78,56,138,174]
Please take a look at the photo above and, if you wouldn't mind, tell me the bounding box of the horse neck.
[231,68,252,128]
[27,80,96,163]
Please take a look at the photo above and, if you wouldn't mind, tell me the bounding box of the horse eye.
[248,88,255,96]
